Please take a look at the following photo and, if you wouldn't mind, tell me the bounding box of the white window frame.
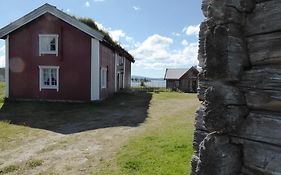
[39,34,59,56]
[101,67,107,89]
[39,66,60,91]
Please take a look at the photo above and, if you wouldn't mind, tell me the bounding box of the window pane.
[43,69,50,85]
[50,38,56,51]
[40,36,57,53]
[51,69,57,86]
[41,37,50,52]
[101,68,107,88]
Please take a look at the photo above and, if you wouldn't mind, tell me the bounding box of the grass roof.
[77,17,135,62]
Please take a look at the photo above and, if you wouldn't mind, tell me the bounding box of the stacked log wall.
[191,0,281,174]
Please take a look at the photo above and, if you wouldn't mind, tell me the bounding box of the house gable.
[0,3,103,40]
[179,67,199,80]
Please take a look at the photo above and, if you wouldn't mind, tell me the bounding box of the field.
[0,84,199,175]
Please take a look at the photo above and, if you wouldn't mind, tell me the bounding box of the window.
[101,67,107,89]
[118,57,124,66]
[39,34,59,56]
[39,66,59,91]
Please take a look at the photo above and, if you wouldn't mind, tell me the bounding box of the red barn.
[0,4,134,102]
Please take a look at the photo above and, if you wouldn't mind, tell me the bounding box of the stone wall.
[191,0,281,174]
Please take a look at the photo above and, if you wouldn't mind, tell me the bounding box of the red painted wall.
[99,43,116,99]
[124,58,131,88]
[9,13,92,101]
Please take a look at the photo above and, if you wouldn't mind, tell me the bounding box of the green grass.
[93,92,199,175]
[0,165,20,174]
[0,121,34,150]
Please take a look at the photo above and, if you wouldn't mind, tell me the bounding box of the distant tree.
[140,80,145,87]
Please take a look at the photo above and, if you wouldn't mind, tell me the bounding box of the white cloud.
[172,32,181,37]
[95,22,135,45]
[92,23,197,72]
[85,1,90,7]
[66,9,71,12]
[130,34,198,70]
[95,22,106,31]
[94,0,105,2]
[133,6,140,11]
[183,24,200,36]
[109,30,126,42]
[181,39,188,46]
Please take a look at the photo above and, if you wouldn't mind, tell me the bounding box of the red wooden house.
[0,4,134,102]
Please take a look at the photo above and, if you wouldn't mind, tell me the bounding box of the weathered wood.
[233,111,281,146]
[247,32,281,65]
[239,67,281,112]
[195,107,207,131]
[240,166,272,175]
[203,83,248,132]
[193,129,208,154]
[202,0,255,19]
[255,0,274,3]
[192,0,281,174]
[196,133,242,175]
[198,21,207,68]
[204,26,248,81]
[244,90,281,112]
[232,139,281,174]
[245,1,281,36]
[191,155,200,175]
[240,67,281,92]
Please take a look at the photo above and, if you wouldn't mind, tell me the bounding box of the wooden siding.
[99,43,115,100]
[124,58,131,88]
[179,69,198,92]
[9,13,92,101]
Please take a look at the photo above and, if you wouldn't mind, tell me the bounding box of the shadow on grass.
[0,92,152,134]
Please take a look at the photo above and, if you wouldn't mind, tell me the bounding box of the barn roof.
[164,67,199,80]
[0,3,104,40]
[164,68,189,80]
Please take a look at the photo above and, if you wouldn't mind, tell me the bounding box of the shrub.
[26,159,44,168]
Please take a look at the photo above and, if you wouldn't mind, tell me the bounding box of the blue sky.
[0,0,204,78]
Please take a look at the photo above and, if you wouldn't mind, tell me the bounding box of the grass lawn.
[93,92,199,175]
[0,83,199,175]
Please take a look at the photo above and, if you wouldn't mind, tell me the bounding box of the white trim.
[91,38,100,101]
[5,35,9,98]
[114,53,118,92]
[0,3,103,40]
[123,57,126,88]
[39,34,59,56]
[39,65,60,91]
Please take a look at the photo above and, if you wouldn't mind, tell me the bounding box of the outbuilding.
[164,67,199,92]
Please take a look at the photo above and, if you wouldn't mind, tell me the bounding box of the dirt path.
[0,125,139,175]
[0,92,152,175]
